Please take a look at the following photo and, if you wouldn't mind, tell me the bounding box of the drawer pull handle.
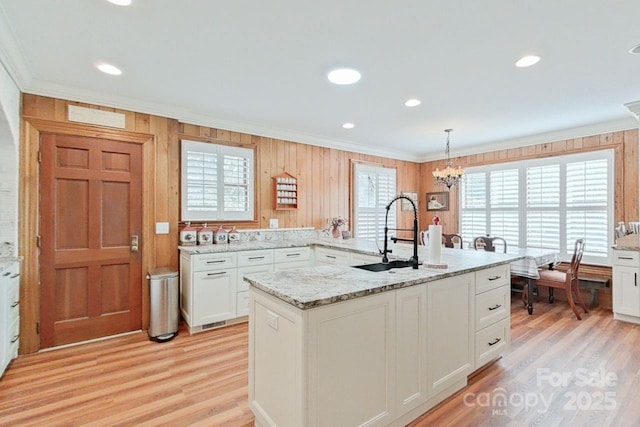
[636,273,638,287]
[248,256,265,260]
[488,338,502,346]
[10,273,20,279]
[206,272,227,277]
[2,272,9,277]
[488,275,501,281]
[326,255,336,259]
[11,301,19,308]
[619,256,634,260]
[11,335,19,343]
[488,304,502,311]
[206,260,226,264]
[286,253,300,257]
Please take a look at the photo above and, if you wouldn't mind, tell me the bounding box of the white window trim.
[460,149,614,266]
[181,139,255,221]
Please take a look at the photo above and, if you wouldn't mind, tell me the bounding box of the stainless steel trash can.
[148,267,179,342]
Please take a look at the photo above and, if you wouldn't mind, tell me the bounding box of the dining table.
[507,247,561,315]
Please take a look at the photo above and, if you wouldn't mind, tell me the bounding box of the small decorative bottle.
[213,225,228,244]
[197,223,213,245]
[228,226,240,244]
[179,222,197,246]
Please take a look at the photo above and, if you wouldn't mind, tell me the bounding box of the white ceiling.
[1,0,639,161]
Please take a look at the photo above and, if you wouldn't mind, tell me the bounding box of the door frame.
[20,117,155,353]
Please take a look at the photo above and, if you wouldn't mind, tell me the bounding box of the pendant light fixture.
[432,129,464,189]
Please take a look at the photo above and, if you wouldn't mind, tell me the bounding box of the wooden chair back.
[443,233,463,249]
[567,238,586,281]
[473,235,507,253]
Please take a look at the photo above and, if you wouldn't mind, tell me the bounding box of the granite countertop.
[178,237,383,255]
[244,248,525,310]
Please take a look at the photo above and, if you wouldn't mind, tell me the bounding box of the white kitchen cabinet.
[395,284,428,413]
[237,250,274,317]
[274,247,311,271]
[426,273,474,398]
[613,249,640,323]
[473,265,511,368]
[180,252,238,332]
[314,246,350,266]
[1,262,20,377]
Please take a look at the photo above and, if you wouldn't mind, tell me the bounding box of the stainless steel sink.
[352,260,413,272]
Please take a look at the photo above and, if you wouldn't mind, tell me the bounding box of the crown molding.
[24,78,421,162]
[418,117,639,162]
[625,100,640,120]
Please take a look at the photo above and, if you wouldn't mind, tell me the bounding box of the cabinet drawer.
[475,317,510,368]
[274,260,311,271]
[314,247,350,265]
[237,249,274,267]
[614,250,640,267]
[476,285,510,330]
[238,264,274,292]
[350,252,381,266]
[9,316,19,346]
[476,264,510,294]
[193,252,237,272]
[274,247,310,263]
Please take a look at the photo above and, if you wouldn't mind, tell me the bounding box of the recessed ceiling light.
[96,63,122,76]
[515,55,541,68]
[405,99,421,107]
[342,122,355,129]
[630,44,640,54]
[327,68,361,85]
[106,0,132,5]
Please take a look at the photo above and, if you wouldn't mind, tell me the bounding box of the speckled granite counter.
[244,248,524,309]
[178,237,382,255]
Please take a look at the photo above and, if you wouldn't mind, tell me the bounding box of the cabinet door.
[613,266,640,316]
[396,285,428,412]
[426,273,474,397]
[193,270,238,325]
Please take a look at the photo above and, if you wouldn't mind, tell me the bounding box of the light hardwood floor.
[2,295,640,426]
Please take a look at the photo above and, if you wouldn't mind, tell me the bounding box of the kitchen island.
[245,247,524,427]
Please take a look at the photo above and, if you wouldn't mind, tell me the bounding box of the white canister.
[197,223,213,245]
[179,222,197,246]
[213,226,228,244]
[228,226,240,244]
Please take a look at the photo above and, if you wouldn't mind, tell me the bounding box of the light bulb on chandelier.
[432,129,464,189]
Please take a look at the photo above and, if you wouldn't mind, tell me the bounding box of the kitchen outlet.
[155,222,170,234]
[267,310,279,331]
[269,219,279,229]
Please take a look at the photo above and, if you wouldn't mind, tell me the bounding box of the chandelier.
[432,129,464,189]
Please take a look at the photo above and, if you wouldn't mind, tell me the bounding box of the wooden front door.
[39,134,143,348]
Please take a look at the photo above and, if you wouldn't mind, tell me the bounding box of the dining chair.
[443,233,463,249]
[525,238,588,320]
[473,235,507,253]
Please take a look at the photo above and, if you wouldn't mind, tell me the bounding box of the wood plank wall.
[18,95,419,354]
[18,94,638,352]
[419,129,640,310]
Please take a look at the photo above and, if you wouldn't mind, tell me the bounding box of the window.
[181,140,254,221]
[460,150,613,265]
[353,162,397,242]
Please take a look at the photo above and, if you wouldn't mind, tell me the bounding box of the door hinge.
[36,322,40,334]
[36,235,41,248]
[38,150,42,163]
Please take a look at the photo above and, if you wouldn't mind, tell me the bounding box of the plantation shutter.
[354,163,397,242]
[489,169,519,247]
[526,164,560,250]
[566,158,608,258]
[182,140,254,221]
[460,172,487,246]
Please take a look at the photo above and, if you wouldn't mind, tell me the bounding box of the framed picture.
[426,191,449,211]
[401,191,418,211]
